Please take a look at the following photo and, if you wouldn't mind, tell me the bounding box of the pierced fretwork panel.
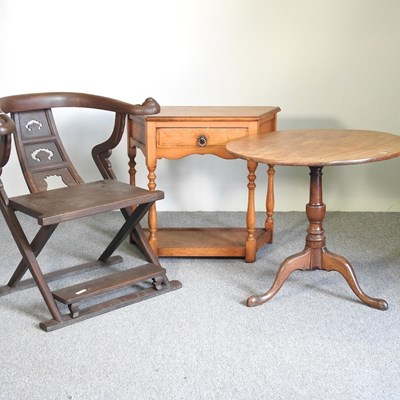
[44,174,68,190]
[32,169,80,192]
[12,110,84,193]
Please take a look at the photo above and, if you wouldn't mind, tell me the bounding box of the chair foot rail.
[40,280,182,332]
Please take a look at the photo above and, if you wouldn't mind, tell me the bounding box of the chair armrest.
[0,111,15,136]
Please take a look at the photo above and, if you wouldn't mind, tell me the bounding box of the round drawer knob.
[197,135,207,147]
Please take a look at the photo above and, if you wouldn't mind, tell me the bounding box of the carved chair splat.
[0,92,181,331]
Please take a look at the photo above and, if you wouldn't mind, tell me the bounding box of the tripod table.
[226,129,400,310]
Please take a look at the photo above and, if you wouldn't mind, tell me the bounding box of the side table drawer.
[157,127,248,148]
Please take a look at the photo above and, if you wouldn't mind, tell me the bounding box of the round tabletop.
[226,130,400,166]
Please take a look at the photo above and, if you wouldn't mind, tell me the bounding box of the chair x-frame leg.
[0,201,181,331]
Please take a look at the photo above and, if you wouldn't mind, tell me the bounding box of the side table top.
[226,129,400,166]
[140,106,280,121]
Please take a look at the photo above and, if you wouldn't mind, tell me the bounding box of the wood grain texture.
[146,228,272,258]
[226,130,400,166]
[142,106,280,121]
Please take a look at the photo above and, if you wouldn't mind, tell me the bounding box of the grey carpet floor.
[0,211,399,400]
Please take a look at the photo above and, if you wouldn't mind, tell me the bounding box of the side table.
[128,106,280,262]
[226,129,400,309]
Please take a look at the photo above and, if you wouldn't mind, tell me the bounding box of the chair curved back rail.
[0,92,181,331]
[0,92,160,116]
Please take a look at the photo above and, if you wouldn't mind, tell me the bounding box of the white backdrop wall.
[1,0,399,211]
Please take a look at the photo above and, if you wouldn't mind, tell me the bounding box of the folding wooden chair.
[0,92,181,331]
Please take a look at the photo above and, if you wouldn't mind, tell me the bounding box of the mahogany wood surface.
[226,129,400,310]
[128,106,281,262]
[226,129,400,166]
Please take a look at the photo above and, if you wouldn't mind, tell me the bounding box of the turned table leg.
[245,160,258,263]
[265,164,275,238]
[247,166,388,310]
[147,159,158,253]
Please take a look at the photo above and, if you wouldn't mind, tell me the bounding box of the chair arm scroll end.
[129,97,160,116]
[0,111,15,136]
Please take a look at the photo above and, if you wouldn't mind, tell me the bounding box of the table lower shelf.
[145,227,272,259]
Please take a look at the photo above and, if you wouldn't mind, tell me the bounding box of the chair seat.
[9,180,163,226]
